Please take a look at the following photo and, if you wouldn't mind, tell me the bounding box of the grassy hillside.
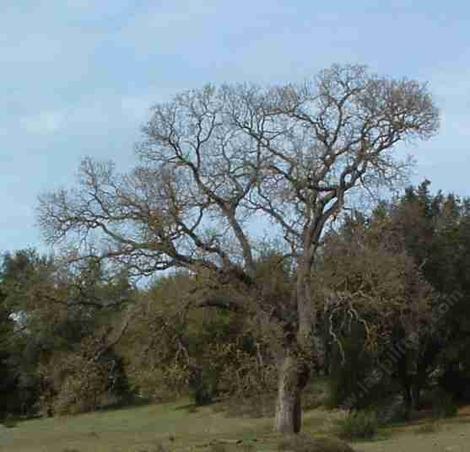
[1,400,470,451]
[0,399,338,451]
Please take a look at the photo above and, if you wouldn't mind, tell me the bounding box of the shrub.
[39,335,130,416]
[278,434,354,452]
[431,389,458,418]
[337,410,378,440]
[2,414,18,428]
[51,357,109,415]
[326,324,393,411]
[373,394,407,425]
[126,365,187,403]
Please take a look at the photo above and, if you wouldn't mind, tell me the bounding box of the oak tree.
[38,64,438,433]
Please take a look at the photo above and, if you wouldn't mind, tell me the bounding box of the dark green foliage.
[0,250,133,418]
[189,367,217,406]
[372,394,408,425]
[393,183,470,405]
[431,389,458,419]
[0,249,55,417]
[327,324,375,409]
[319,181,470,418]
[1,414,18,428]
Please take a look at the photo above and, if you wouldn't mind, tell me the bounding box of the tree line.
[3,182,470,428]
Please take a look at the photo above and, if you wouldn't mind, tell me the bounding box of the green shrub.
[326,324,393,411]
[373,395,407,425]
[48,355,109,415]
[327,331,372,409]
[337,410,378,440]
[278,434,354,452]
[431,389,458,418]
[2,414,18,428]
[39,336,131,416]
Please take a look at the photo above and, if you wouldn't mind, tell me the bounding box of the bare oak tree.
[38,65,438,434]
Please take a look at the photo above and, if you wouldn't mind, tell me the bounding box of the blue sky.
[0,0,469,252]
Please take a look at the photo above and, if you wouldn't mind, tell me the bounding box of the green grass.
[356,408,470,452]
[1,400,470,451]
[0,398,347,451]
[0,400,272,451]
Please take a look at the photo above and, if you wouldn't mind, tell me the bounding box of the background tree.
[0,250,59,417]
[120,273,277,407]
[389,183,470,404]
[0,267,18,418]
[317,210,433,417]
[317,183,470,420]
[0,250,133,417]
[38,64,438,433]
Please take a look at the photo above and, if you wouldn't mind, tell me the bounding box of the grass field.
[1,400,470,451]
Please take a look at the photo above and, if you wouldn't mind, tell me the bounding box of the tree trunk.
[274,354,304,434]
[274,259,313,434]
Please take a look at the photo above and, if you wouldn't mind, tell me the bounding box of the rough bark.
[274,354,303,434]
[274,264,314,434]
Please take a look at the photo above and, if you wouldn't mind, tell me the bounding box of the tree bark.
[274,353,306,434]
[274,262,314,434]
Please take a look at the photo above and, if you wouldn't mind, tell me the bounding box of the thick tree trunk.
[274,354,305,434]
[274,258,313,434]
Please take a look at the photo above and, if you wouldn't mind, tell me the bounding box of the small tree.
[38,64,438,433]
[119,272,278,405]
